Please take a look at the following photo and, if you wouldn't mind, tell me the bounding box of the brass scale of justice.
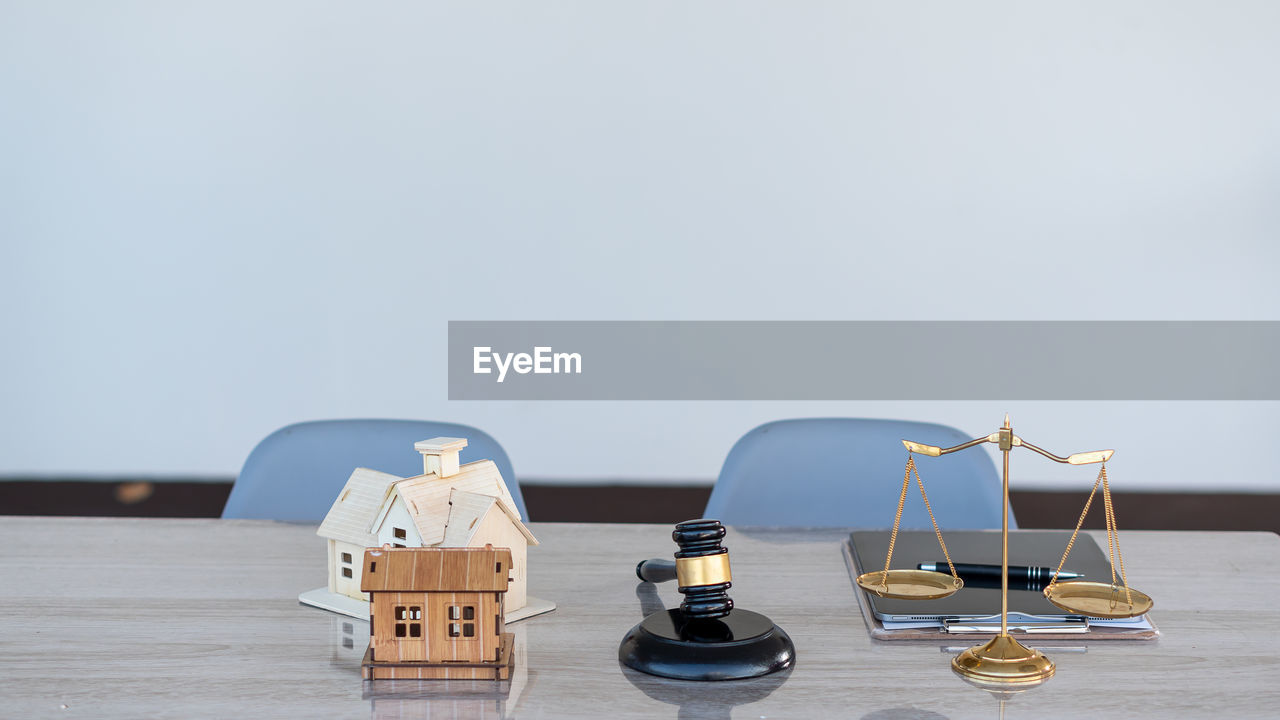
[855,415,1154,686]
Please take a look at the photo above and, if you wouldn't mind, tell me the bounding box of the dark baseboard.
[0,480,235,518]
[526,486,1280,534]
[523,484,715,523]
[1,480,1276,534]
[1009,490,1280,534]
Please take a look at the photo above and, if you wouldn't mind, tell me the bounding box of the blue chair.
[704,418,1011,529]
[222,419,527,522]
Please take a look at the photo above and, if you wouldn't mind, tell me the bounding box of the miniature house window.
[340,551,354,578]
[393,527,406,540]
[394,606,422,639]
[340,619,354,652]
[341,552,352,563]
[342,568,352,578]
[446,606,476,639]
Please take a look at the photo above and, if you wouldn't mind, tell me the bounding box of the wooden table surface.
[3,517,1279,719]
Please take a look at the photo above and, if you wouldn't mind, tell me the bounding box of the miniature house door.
[429,594,482,662]
[389,598,427,662]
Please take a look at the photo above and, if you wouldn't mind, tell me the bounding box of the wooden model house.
[312,437,539,615]
[361,545,515,680]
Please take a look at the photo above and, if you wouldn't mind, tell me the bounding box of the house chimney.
[415,437,468,478]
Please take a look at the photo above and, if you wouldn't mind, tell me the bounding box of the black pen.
[917,562,1084,591]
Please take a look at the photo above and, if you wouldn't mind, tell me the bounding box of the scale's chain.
[1102,465,1119,587]
[912,457,959,581]
[1100,464,1133,606]
[880,455,915,588]
[1047,468,1102,593]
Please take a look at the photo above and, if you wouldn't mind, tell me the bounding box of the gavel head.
[671,519,734,620]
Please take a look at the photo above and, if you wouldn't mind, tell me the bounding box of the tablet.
[848,529,1118,622]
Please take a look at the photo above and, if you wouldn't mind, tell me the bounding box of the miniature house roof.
[375,459,527,545]
[361,546,514,593]
[316,467,402,546]
[318,442,533,550]
[441,489,540,547]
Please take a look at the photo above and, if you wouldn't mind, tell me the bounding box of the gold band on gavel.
[675,553,732,587]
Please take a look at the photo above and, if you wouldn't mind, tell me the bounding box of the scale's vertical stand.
[902,415,1113,686]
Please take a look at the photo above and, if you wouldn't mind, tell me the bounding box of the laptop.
[848,529,1122,622]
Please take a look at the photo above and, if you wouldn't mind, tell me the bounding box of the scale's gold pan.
[856,569,962,600]
[1043,581,1153,618]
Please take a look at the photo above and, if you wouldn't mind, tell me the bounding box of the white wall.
[2,2,1277,491]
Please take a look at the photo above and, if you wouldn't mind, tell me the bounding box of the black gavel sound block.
[618,519,796,681]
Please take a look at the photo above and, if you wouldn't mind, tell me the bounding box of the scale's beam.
[902,434,998,457]
[1066,450,1114,465]
[902,440,941,456]
[1018,439,1113,465]
[902,435,1113,465]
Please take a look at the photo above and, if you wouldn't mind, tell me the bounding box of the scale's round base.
[855,569,963,600]
[618,608,795,681]
[1043,581,1153,618]
[951,635,1055,686]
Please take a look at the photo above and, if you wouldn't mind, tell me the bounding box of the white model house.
[314,437,538,613]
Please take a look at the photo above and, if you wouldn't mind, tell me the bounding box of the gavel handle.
[636,558,677,583]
